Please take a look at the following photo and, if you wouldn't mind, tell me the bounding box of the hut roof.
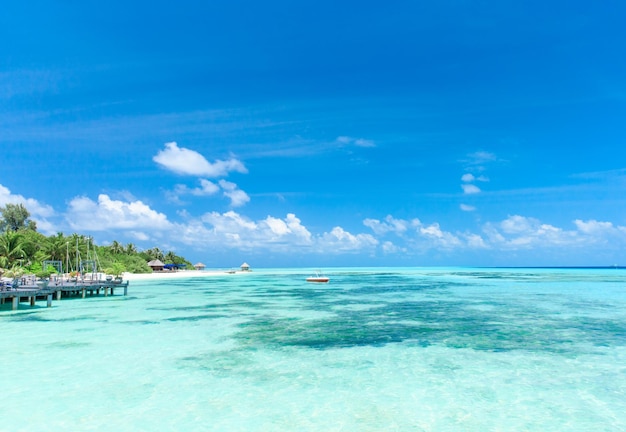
[147,259,165,267]
[241,262,249,267]
[194,262,205,267]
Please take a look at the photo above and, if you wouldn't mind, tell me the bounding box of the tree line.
[0,203,193,278]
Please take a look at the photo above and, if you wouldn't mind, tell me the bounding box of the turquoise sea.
[2,267,626,431]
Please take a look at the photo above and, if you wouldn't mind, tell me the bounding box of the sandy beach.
[122,269,248,282]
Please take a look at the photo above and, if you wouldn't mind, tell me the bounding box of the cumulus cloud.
[218,180,250,207]
[189,211,313,250]
[172,179,220,199]
[483,215,578,249]
[0,183,56,233]
[574,219,624,235]
[66,194,172,232]
[0,183,55,218]
[193,179,220,196]
[363,215,420,236]
[68,204,626,259]
[381,241,402,254]
[153,142,247,177]
[167,178,249,207]
[181,211,378,254]
[461,173,475,182]
[320,227,378,252]
[460,204,476,212]
[419,222,463,249]
[462,184,481,194]
[462,173,489,183]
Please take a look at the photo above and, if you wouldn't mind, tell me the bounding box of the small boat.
[306,271,329,283]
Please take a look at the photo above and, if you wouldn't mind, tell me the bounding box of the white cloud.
[168,178,248,207]
[354,138,375,147]
[467,151,497,165]
[463,233,488,248]
[153,142,247,177]
[483,215,578,249]
[363,215,420,236]
[336,136,376,148]
[419,223,463,249]
[320,227,378,252]
[128,231,150,241]
[0,183,55,218]
[381,241,400,254]
[460,204,476,212]
[193,179,220,196]
[364,215,476,251]
[186,211,377,254]
[462,184,481,194]
[462,173,489,183]
[574,219,621,235]
[181,211,314,251]
[0,183,56,233]
[66,194,172,231]
[173,179,220,198]
[218,180,250,207]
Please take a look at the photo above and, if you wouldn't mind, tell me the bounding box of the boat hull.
[306,277,329,283]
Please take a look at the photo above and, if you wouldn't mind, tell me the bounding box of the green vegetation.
[0,204,194,277]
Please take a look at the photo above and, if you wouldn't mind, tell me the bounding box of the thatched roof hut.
[194,262,206,270]
[147,259,165,272]
[240,262,250,271]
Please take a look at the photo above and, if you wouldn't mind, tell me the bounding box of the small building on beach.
[147,259,165,272]
[240,262,251,272]
[194,262,206,270]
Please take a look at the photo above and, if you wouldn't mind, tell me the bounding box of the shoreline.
[122,269,248,282]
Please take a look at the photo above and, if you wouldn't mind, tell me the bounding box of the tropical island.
[0,203,193,280]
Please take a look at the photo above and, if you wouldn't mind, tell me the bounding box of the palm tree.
[43,233,66,261]
[109,240,124,254]
[125,243,137,254]
[0,231,25,268]
[164,251,178,264]
[146,247,164,261]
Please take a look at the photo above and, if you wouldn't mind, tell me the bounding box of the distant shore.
[123,269,248,282]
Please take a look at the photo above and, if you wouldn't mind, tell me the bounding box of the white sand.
[122,269,248,282]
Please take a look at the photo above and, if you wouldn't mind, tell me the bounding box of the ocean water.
[1,267,626,431]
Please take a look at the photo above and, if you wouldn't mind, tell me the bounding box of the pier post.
[82,288,86,299]
[104,287,109,297]
[47,294,52,307]
[56,290,62,300]
[29,296,35,306]
[124,285,128,296]
[12,296,18,310]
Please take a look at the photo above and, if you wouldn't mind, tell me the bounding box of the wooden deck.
[0,278,129,311]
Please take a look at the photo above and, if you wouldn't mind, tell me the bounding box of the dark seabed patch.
[46,341,92,349]
[224,271,626,354]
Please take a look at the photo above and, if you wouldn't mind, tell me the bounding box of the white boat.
[306,271,329,283]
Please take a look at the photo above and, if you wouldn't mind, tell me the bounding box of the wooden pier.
[0,277,129,311]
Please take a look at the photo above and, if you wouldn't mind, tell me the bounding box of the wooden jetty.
[0,276,129,311]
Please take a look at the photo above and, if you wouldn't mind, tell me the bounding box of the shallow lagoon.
[2,267,626,431]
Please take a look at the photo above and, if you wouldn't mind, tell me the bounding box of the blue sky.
[2,1,626,267]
